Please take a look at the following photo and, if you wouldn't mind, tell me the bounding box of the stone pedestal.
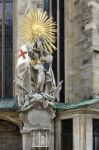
[19,104,55,150]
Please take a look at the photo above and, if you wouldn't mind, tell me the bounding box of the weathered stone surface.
[65,0,99,103]
[0,120,22,150]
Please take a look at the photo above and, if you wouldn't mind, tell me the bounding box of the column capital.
[20,130,31,134]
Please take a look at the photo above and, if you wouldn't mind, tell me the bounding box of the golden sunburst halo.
[20,9,56,53]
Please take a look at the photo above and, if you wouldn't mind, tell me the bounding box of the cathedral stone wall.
[91,1,99,96]
[65,0,94,103]
[65,0,99,103]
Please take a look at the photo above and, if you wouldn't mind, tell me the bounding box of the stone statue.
[16,10,62,110]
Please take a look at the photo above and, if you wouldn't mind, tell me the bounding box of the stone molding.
[0,111,22,128]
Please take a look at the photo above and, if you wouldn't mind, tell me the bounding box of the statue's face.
[36,38,42,47]
[34,37,44,47]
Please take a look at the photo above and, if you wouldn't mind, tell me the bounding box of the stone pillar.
[55,119,61,150]
[73,113,93,150]
[86,115,93,150]
[21,130,31,150]
[80,115,86,150]
[19,106,55,150]
[73,114,80,150]
[73,114,86,150]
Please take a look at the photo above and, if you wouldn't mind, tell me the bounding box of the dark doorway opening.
[93,119,99,150]
[61,119,73,150]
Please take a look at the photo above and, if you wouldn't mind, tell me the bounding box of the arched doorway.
[0,119,22,150]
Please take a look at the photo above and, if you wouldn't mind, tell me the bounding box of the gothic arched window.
[0,0,13,98]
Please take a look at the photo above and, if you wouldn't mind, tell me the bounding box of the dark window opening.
[93,119,99,150]
[5,0,13,97]
[0,0,2,96]
[52,0,57,84]
[59,0,65,102]
[52,0,65,102]
[0,0,13,98]
[44,0,49,12]
[61,119,73,150]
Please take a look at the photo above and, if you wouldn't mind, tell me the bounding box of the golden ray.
[20,9,56,52]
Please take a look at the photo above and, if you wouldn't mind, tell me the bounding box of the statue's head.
[35,37,44,45]
[32,37,45,51]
